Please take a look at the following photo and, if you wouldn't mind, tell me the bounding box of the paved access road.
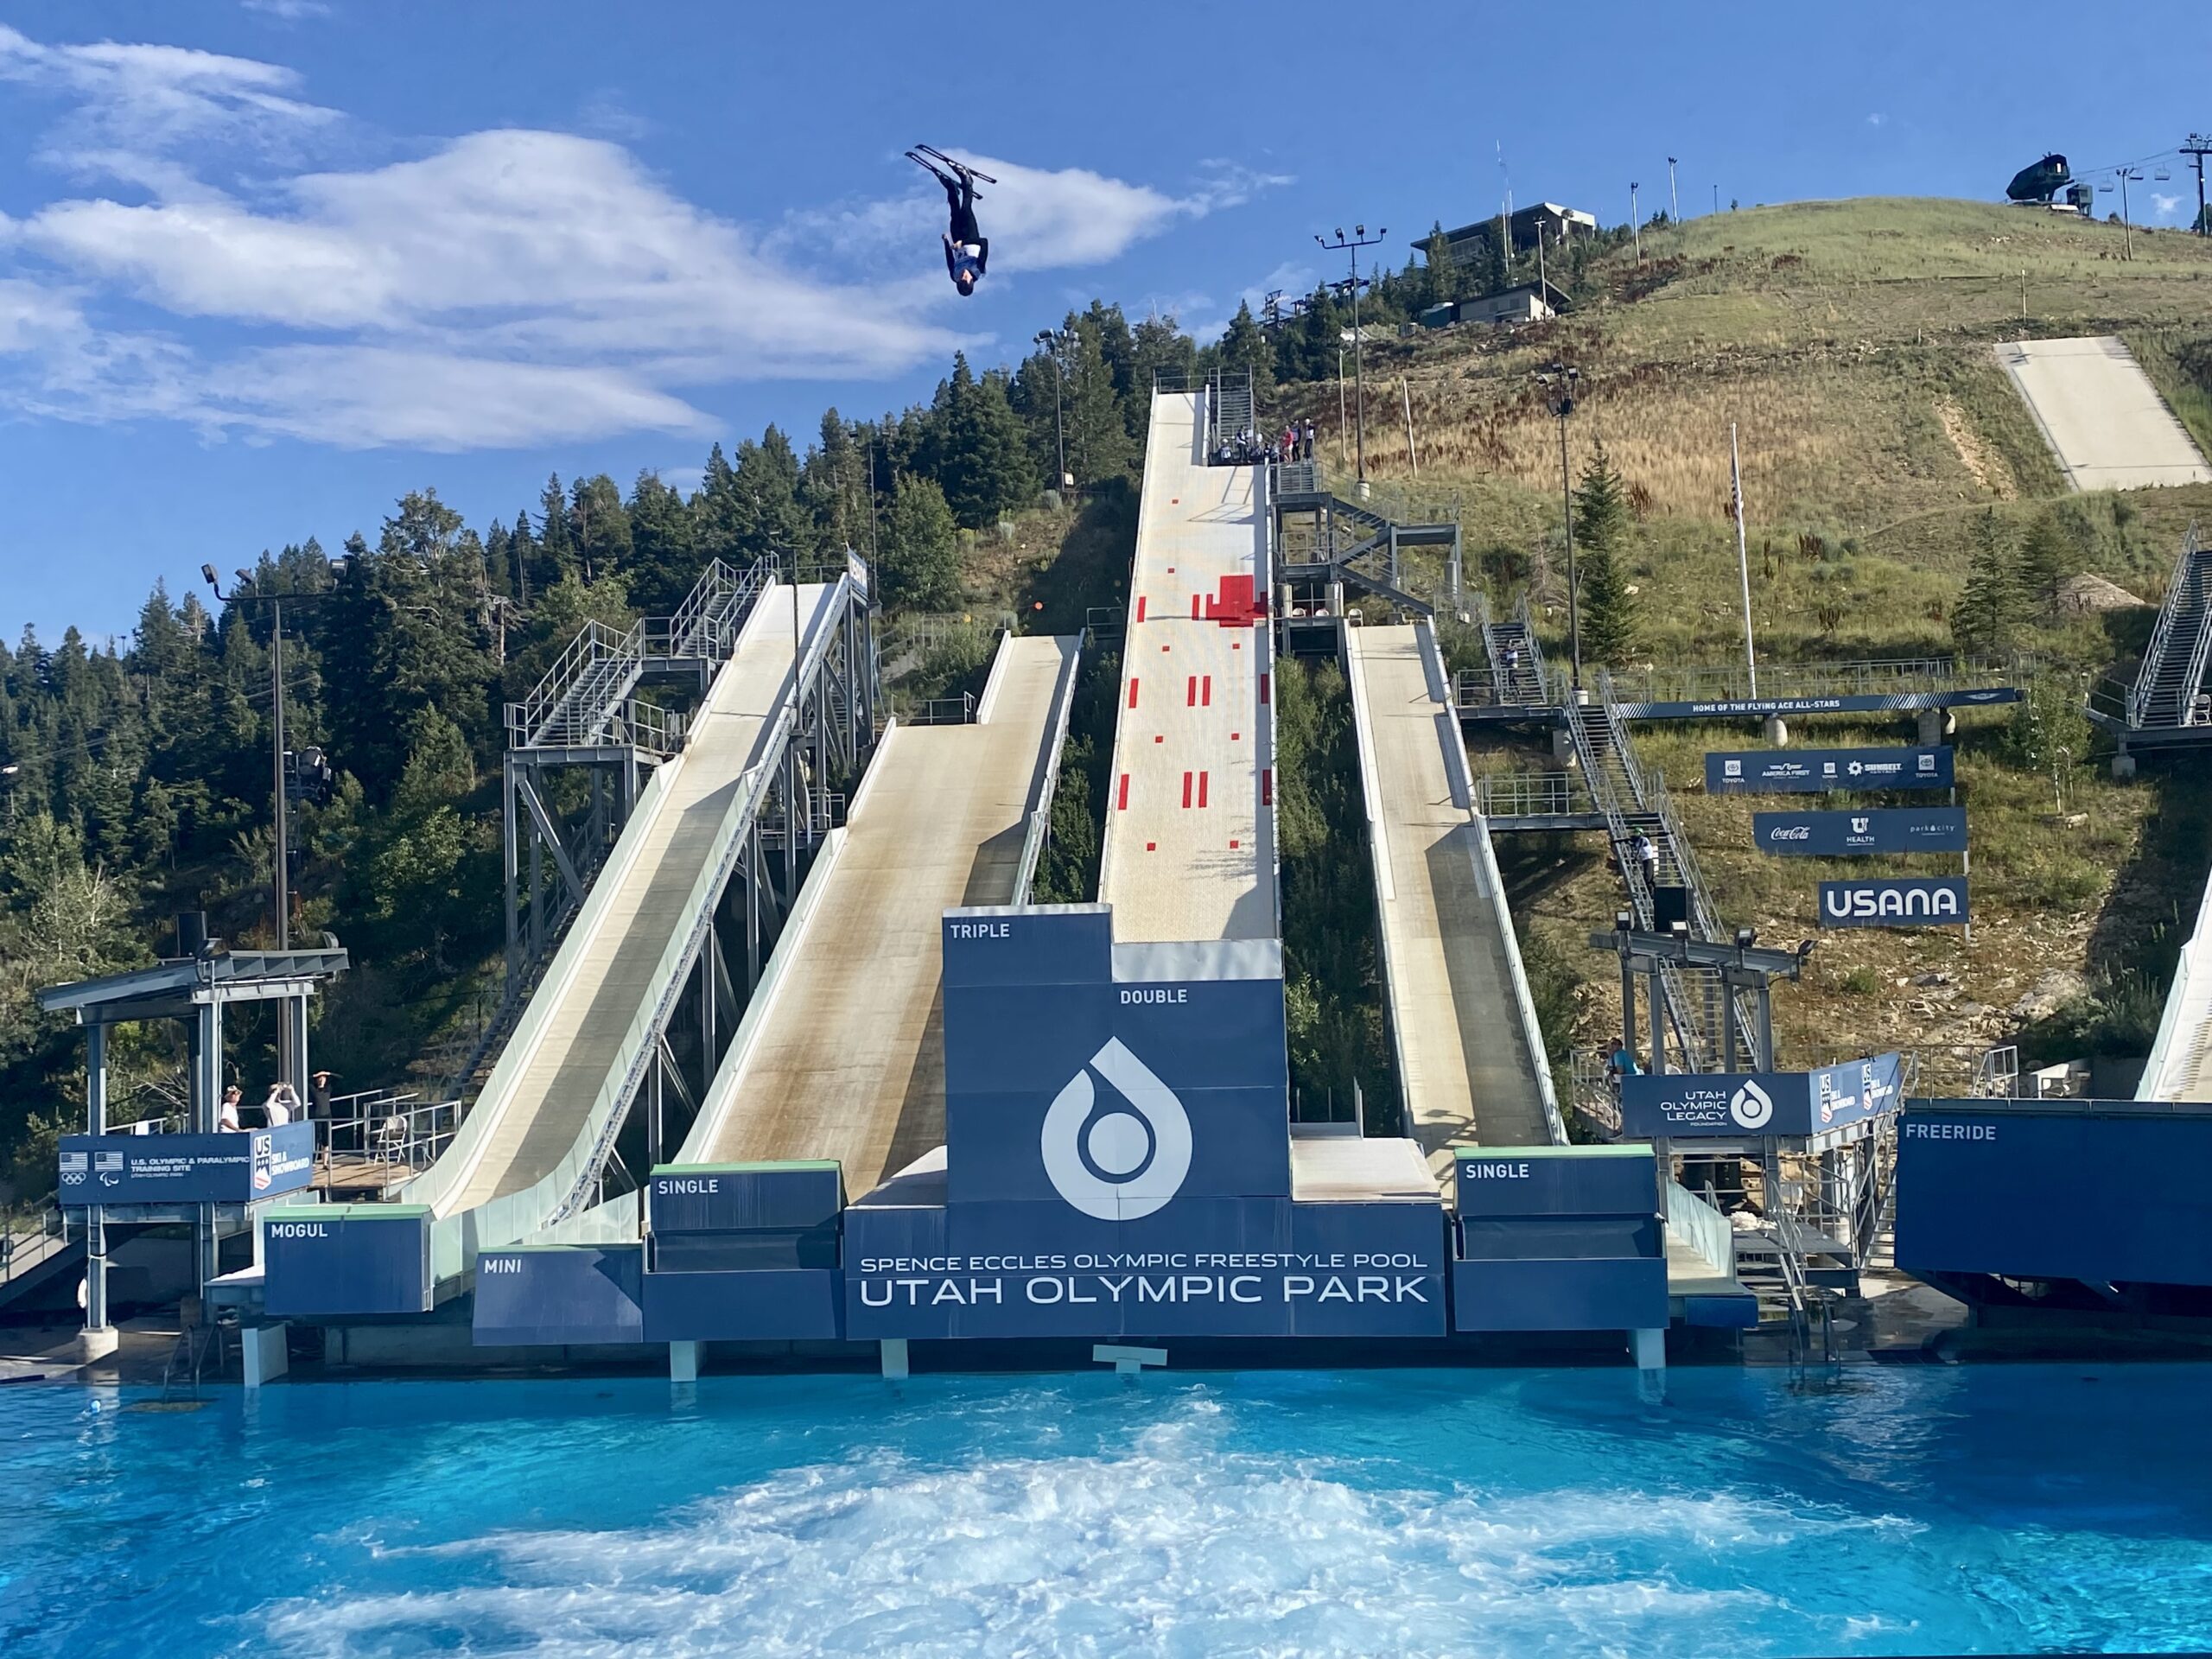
[1995,336,2212,491]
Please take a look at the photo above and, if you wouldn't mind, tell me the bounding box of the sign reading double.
[1754,806,1967,856]
[1706,746,1952,794]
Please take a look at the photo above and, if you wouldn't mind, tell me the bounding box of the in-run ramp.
[408,580,846,1269]
[1996,336,2212,491]
[676,632,1080,1192]
[1099,388,1274,944]
[1346,622,1562,1171]
[2140,861,2212,1103]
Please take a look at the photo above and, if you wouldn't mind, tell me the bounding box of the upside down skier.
[908,145,995,296]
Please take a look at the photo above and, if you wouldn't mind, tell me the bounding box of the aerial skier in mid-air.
[908,144,995,296]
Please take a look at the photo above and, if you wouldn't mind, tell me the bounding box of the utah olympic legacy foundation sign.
[1619,1053,1904,1139]
[1819,876,1970,928]
[1706,746,1953,794]
[1753,806,1967,856]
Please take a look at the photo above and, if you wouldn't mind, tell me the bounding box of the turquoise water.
[3,1364,2211,1656]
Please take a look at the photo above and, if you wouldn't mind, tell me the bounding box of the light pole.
[1667,157,1679,224]
[1033,328,1068,493]
[2119,168,2144,259]
[1630,183,1643,259]
[1316,224,1388,494]
[0,760,16,826]
[204,564,316,950]
[1536,365,1582,693]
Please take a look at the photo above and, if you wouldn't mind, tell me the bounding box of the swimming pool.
[4,1363,2209,1656]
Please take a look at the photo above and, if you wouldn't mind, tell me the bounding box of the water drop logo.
[1039,1037,1192,1220]
[1730,1079,1775,1130]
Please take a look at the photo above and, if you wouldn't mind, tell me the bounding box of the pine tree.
[2017,509,2071,616]
[1064,318,1136,485]
[569,474,631,585]
[1212,302,1274,403]
[695,443,745,562]
[626,470,700,614]
[1421,221,1457,308]
[536,474,575,580]
[880,474,962,611]
[1572,444,1638,664]
[929,355,1035,528]
[1954,510,2026,658]
[1480,226,1509,296]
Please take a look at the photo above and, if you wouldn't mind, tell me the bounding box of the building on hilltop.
[1421,278,1573,331]
[1422,203,1598,264]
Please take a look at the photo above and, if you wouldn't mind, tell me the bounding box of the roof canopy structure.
[37,947,350,1027]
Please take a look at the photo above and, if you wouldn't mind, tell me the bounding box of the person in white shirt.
[262,1084,298,1127]
[218,1085,244,1132]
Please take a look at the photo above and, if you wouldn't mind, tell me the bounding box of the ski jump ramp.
[406,579,845,1275]
[1345,622,1563,1170]
[1098,391,1276,944]
[1996,336,2212,492]
[677,632,1080,1192]
[2141,863,2212,1103]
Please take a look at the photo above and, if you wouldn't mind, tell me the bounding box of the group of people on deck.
[216,1070,333,1132]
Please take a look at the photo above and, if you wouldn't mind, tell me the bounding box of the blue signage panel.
[942,907,1292,1210]
[1753,807,1967,856]
[58,1123,315,1207]
[1618,688,2019,720]
[1452,1257,1669,1332]
[1620,1056,1902,1139]
[1819,876,1970,929]
[648,1162,842,1234]
[844,1195,1447,1341]
[1706,747,1953,794]
[264,1205,432,1315]
[1452,1146,1655,1218]
[474,1245,645,1347]
[1897,1105,2212,1289]
[641,1268,845,1343]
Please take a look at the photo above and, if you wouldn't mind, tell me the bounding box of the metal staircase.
[2130,525,2212,729]
[1481,594,1551,705]
[1210,371,1255,454]
[1563,674,1760,1072]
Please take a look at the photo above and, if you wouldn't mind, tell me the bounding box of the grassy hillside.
[1282,198,2212,1089]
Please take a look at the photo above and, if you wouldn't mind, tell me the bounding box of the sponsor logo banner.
[1819,876,1969,928]
[1620,1055,1902,1138]
[58,1122,315,1206]
[1753,806,1967,856]
[1706,746,1953,794]
[1617,689,2019,720]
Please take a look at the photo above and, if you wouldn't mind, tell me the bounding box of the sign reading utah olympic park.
[1705,746,1952,795]
[1618,1053,1904,1139]
[1819,876,1970,929]
[1753,806,1967,856]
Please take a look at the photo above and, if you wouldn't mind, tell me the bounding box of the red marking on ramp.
[1262,768,1274,805]
[1201,675,1212,707]
[1135,595,1147,622]
[1260,672,1271,705]
[1190,595,1202,620]
[1186,676,1198,708]
[1230,730,1241,741]
[1128,678,1140,709]
[1154,734,1163,743]
[1230,839,1240,849]
[1116,774,1130,810]
[1181,772,1193,809]
[1198,772,1209,808]
[1146,841,1156,851]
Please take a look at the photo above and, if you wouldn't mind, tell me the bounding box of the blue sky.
[4,0,2209,643]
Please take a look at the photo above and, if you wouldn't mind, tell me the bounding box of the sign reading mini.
[1753,806,1967,856]
[1819,876,1970,928]
[1619,1053,1903,1139]
[1706,746,1952,795]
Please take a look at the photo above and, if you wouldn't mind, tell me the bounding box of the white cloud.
[1866,113,1885,127]
[2152,192,2183,221]
[240,0,334,17]
[0,26,1281,451]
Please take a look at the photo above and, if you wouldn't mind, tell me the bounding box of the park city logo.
[1039,1037,1192,1221]
[1730,1078,1777,1131]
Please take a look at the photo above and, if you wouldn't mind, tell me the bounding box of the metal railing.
[910,693,977,726]
[2129,525,2206,728]
[1472,770,1593,819]
[1,1205,68,1287]
[318,1090,461,1173]
[505,557,770,751]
